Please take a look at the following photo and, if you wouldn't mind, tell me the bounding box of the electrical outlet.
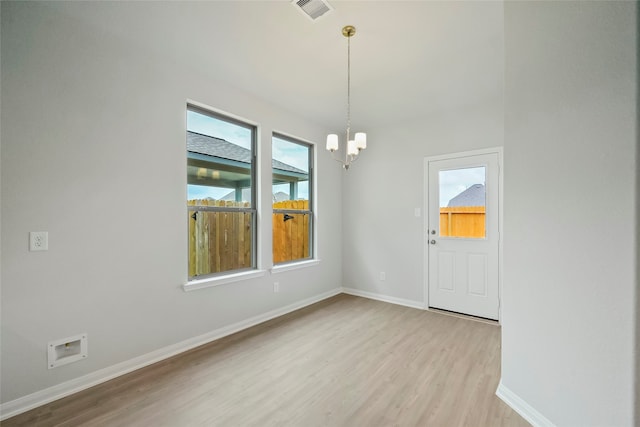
[273,282,280,293]
[30,231,48,251]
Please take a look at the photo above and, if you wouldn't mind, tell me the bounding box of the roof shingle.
[187,131,306,174]
[448,184,485,207]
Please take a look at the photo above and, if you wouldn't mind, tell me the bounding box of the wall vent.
[292,0,333,22]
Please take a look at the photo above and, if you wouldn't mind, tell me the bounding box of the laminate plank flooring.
[2,294,529,427]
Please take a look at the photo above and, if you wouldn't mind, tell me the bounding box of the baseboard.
[496,380,555,427]
[342,287,424,310]
[0,287,342,421]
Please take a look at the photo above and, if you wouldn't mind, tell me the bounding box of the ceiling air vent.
[292,0,333,22]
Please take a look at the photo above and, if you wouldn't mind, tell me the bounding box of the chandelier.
[326,25,366,170]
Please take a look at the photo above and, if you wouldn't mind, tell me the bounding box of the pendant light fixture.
[326,25,366,170]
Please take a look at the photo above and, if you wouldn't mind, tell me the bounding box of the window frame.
[186,104,258,282]
[271,132,314,266]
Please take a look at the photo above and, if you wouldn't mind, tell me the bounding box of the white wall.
[502,2,637,425]
[0,2,342,405]
[341,99,504,305]
[340,2,504,307]
[3,1,638,424]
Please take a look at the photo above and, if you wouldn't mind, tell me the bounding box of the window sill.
[183,269,267,292]
[271,259,321,274]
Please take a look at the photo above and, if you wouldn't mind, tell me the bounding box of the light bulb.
[347,140,358,156]
[355,132,367,150]
[326,134,339,152]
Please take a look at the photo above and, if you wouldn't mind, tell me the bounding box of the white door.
[426,151,500,320]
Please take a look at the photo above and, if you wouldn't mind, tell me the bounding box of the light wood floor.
[2,294,529,427]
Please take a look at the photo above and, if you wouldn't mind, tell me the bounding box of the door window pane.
[439,167,486,238]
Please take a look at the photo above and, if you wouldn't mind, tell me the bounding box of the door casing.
[423,147,503,322]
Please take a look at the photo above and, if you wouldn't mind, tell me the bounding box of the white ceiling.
[51,1,504,132]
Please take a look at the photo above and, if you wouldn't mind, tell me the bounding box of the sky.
[187,110,310,200]
[187,110,252,149]
[272,136,309,172]
[439,166,485,207]
[272,135,309,199]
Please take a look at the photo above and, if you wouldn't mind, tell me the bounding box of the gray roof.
[187,131,305,174]
[448,184,485,207]
[273,191,290,202]
[221,190,295,202]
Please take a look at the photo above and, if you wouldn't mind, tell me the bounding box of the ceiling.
[50,1,504,132]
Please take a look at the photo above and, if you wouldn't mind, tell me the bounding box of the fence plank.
[303,211,309,259]
[188,200,196,277]
[439,206,486,238]
[272,200,309,264]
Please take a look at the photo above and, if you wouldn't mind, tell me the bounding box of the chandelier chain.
[325,25,366,170]
[346,33,351,144]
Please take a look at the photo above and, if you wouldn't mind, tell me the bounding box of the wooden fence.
[188,200,252,277]
[188,201,483,275]
[272,200,310,264]
[440,206,486,238]
[188,199,309,277]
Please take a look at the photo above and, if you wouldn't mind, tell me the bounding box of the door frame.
[423,147,503,322]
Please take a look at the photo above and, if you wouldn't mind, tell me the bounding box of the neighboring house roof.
[221,188,251,201]
[187,131,305,174]
[220,190,292,202]
[273,191,290,202]
[220,190,297,202]
[448,184,485,207]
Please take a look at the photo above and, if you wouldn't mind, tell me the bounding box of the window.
[187,105,256,279]
[272,134,313,264]
[438,166,486,239]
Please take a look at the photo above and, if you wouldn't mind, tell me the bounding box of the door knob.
[430,240,436,245]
